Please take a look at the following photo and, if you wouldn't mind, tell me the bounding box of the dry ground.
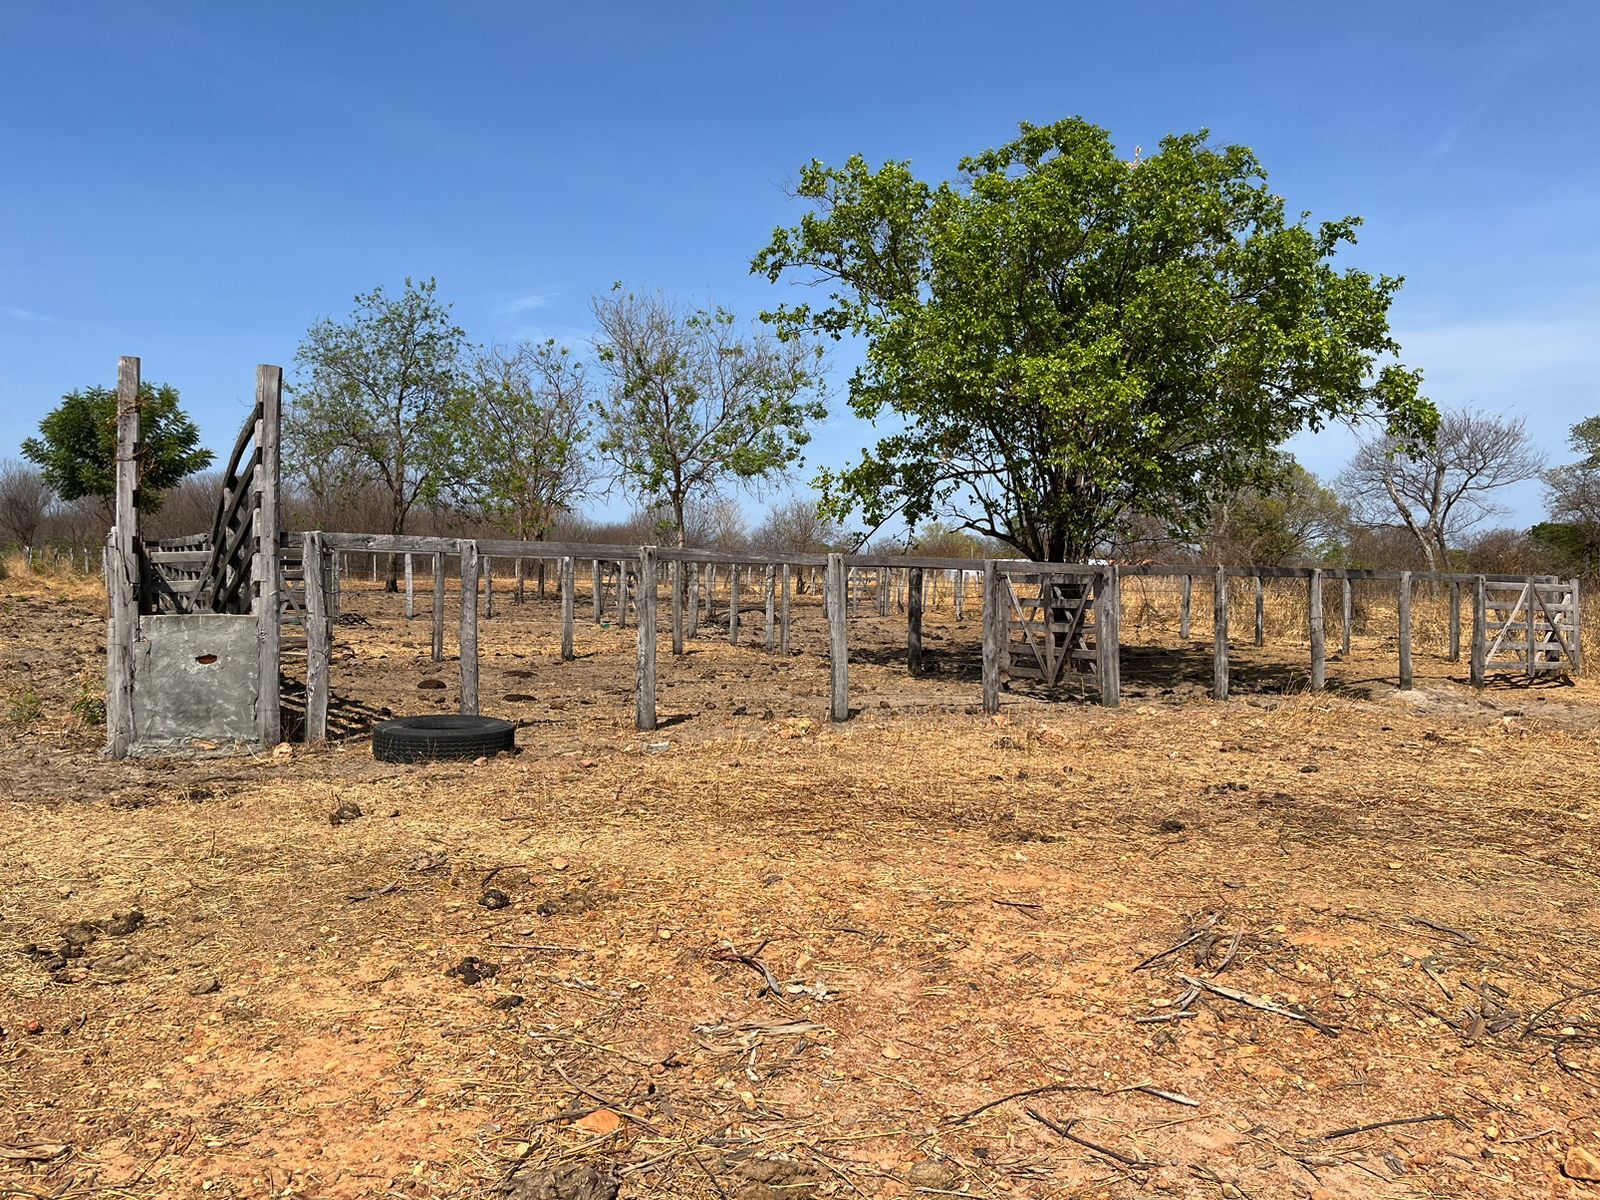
[4,566,1600,1200]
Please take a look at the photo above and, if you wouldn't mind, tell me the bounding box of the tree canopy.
[592,288,826,546]
[22,382,212,516]
[753,117,1435,561]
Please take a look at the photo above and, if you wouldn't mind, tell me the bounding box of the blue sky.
[3,1,1597,531]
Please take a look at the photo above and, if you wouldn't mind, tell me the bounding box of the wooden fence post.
[670,560,684,655]
[1526,574,1538,677]
[616,561,628,629]
[982,560,1003,714]
[254,364,283,748]
[404,553,415,619]
[1096,565,1121,707]
[591,560,602,624]
[687,561,700,639]
[907,566,924,674]
[303,532,329,744]
[1448,580,1461,662]
[1309,569,1325,691]
[459,541,480,716]
[764,564,776,652]
[1470,575,1487,687]
[728,565,741,645]
[1179,574,1192,641]
[878,566,890,617]
[484,557,494,619]
[431,553,445,662]
[106,355,142,759]
[1398,570,1413,689]
[780,564,791,655]
[826,552,849,722]
[636,546,657,732]
[1213,566,1229,701]
[1254,573,1265,647]
[1341,577,1352,656]
[1572,578,1583,675]
[330,553,341,621]
[560,555,575,661]
[954,569,965,621]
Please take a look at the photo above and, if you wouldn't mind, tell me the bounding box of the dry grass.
[4,573,1600,1199]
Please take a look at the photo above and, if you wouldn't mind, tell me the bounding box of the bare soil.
[5,571,1600,1199]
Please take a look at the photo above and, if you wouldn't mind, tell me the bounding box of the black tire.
[372,715,516,763]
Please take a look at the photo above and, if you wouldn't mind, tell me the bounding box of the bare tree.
[1339,408,1544,571]
[0,459,55,548]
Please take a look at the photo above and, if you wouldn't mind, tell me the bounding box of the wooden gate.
[1474,578,1581,681]
[1001,567,1114,692]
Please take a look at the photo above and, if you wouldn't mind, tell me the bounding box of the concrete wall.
[131,614,259,753]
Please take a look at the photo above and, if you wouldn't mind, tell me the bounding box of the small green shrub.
[70,680,106,727]
[7,689,43,726]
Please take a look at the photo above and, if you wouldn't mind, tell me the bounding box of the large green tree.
[1538,416,1600,575]
[753,118,1436,561]
[592,288,826,546]
[22,382,212,517]
[287,277,467,586]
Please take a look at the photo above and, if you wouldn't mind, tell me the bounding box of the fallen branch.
[1406,916,1479,946]
[944,1083,1103,1126]
[709,940,790,1002]
[1321,1113,1456,1140]
[1177,974,1340,1037]
[1025,1108,1157,1169]
[1521,986,1600,1040]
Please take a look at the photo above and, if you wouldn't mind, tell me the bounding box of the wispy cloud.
[497,287,560,317]
[1,305,54,322]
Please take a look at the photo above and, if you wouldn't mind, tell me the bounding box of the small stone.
[418,679,447,691]
[551,858,569,872]
[572,1108,624,1136]
[907,1160,958,1189]
[186,971,220,996]
[491,994,525,1011]
[25,1020,44,1035]
[503,1165,619,1200]
[101,910,145,937]
[1565,1145,1600,1181]
[479,888,511,911]
[474,756,488,766]
[330,801,364,826]
[272,742,293,758]
[446,956,499,987]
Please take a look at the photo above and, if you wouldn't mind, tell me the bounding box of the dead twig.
[709,939,791,1002]
[1177,974,1340,1037]
[1321,1113,1457,1140]
[945,1083,1104,1126]
[1024,1107,1157,1169]
[1406,916,1479,945]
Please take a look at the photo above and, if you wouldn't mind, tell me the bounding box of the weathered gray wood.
[107,356,142,758]
[459,541,480,716]
[1179,574,1192,641]
[1253,574,1265,648]
[615,561,628,629]
[1470,575,1487,687]
[705,564,717,626]
[515,557,525,605]
[826,553,849,722]
[591,560,602,623]
[404,553,415,619]
[954,569,965,621]
[907,566,924,674]
[1309,569,1325,691]
[484,557,494,619]
[982,560,1002,714]
[432,553,445,662]
[1341,577,1353,656]
[254,364,283,748]
[1096,565,1121,707]
[330,552,341,621]
[878,566,890,617]
[1213,566,1229,701]
[560,555,575,661]
[1573,579,1584,675]
[1526,575,1537,676]
[303,532,329,744]
[780,563,792,655]
[670,560,684,655]
[728,564,741,645]
[764,564,776,652]
[1398,570,1413,689]
[687,561,701,638]
[636,545,657,732]
[1448,580,1461,661]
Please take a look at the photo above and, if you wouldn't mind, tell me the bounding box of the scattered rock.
[1565,1145,1600,1182]
[1158,818,1186,834]
[407,850,449,873]
[491,994,525,1011]
[572,1108,624,1136]
[25,1020,44,1035]
[272,742,294,759]
[479,888,511,910]
[502,1165,619,1200]
[446,956,499,986]
[186,971,221,996]
[907,1160,960,1189]
[418,679,447,691]
[330,801,364,826]
[101,910,145,937]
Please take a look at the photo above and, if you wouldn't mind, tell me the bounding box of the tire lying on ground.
[372,715,516,763]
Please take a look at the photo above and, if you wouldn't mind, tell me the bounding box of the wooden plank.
[254,364,282,748]
[484,557,494,619]
[826,553,849,722]
[303,532,329,744]
[1309,569,1325,691]
[687,561,700,638]
[1398,571,1413,689]
[982,560,1002,713]
[432,553,446,663]
[1213,566,1229,701]
[591,559,602,623]
[1341,576,1352,657]
[1253,573,1265,648]
[728,564,740,645]
[764,564,776,653]
[1096,566,1121,707]
[404,553,415,619]
[1448,580,1461,662]
[1526,575,1537,676]
[1179,574,1191,640]
[636,545,657,732]
[107,355,142,758]
[1573,579,1583,675]
[907,566,924,674]
[1471,575,1487,687]
[560,555,575,661]
[459,541,480,716]
[616,559,628,629]
[954,568,965,622]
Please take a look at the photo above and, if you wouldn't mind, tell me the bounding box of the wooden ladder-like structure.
[1474,578,1582,681]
